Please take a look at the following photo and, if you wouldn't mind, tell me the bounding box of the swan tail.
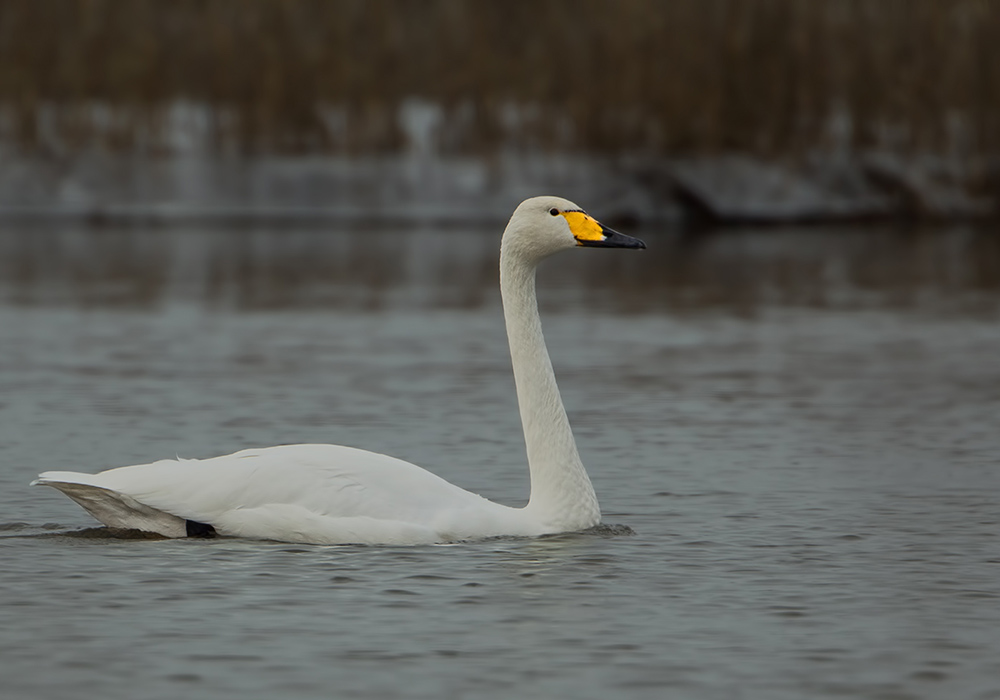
[32,472,191,538]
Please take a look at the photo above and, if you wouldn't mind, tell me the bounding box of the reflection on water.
[2,223,999,312]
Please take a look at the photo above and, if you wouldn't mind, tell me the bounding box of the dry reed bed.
[0,0,997,158]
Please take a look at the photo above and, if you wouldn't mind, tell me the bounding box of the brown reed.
[0,0,996,157]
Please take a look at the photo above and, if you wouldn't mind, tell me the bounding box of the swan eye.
[548,208,559,217]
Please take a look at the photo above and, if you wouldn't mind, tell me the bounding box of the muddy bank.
[0,148,995,225]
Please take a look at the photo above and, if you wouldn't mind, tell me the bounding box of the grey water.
[1,222,999,700]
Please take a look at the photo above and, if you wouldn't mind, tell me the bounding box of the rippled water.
[1,223,999,699]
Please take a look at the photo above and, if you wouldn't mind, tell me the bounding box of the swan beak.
[563,211,646,249]
[580,224,647,249]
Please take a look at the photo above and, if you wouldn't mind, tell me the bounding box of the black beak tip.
[619,232,646,250]
[592,225,647,250]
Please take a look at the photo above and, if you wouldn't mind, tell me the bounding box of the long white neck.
[499,245,600,530]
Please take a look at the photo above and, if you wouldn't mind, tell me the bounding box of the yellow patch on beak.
[561,211,606,244]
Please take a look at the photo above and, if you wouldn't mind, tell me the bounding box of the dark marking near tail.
[185,520,217,538]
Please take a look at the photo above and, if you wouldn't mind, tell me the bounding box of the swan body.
[33,196,645,545]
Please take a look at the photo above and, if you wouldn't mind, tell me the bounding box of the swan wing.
[35,444,528,543]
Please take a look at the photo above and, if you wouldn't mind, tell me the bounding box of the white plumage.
[33,196,645,545]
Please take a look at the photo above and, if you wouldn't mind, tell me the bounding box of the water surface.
[1,223,998,699]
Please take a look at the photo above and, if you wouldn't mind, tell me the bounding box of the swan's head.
[502,196,646,262]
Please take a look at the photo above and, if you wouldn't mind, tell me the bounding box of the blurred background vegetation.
[1,0,997,158]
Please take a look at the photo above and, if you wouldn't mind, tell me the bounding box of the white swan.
[32,196,646,545]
